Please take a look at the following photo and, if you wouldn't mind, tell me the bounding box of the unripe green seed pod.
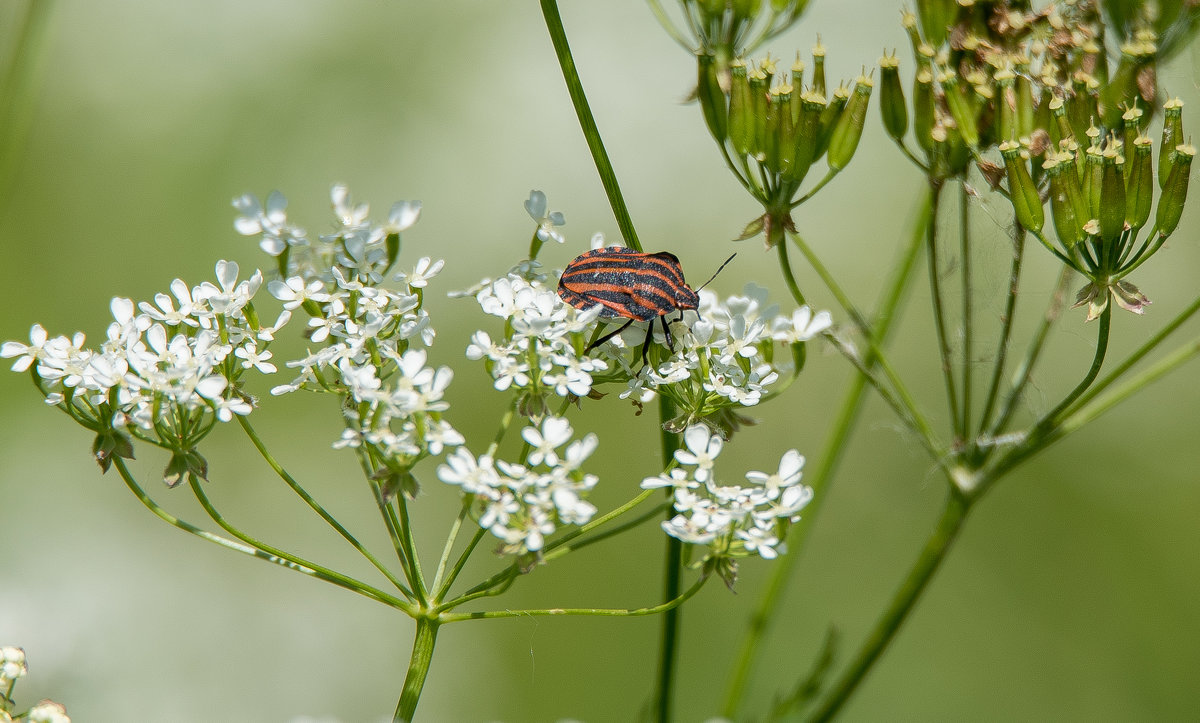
[814,85,848,161]
[790,53,805,123]
[1121,105,1143,162]
[697,53,728,144]
[995,68,1017,143]
[787,91,824,184]
[1048,97,1073,146]
[811,39,826,98]
[1015,63,1036,139]
[1098,146,1127,241]
[1156,144,1195,237]
[1082,145,1104,221]
[1159,98,1184,189]
[1125,136,1154,233]
[913,67,935,155]
[749,67,769,159]
[764,86,791,174]
[879,52,907,142]
[827,74,873,172]
[940,72,979,147]
[728,61,753,156]
[1044,153,1085,248]
[916,0,953,47]
[1000,141,1044,232]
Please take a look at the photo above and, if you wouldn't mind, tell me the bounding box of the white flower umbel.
[2,262,277,466]
[437,416,599,556]
[642,425,813,568]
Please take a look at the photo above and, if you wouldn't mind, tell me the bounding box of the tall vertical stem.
[654,395,683,722]
[394,617,439,722]
[926,182,962,439]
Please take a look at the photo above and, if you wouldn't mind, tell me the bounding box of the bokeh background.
[2,1,1200,721]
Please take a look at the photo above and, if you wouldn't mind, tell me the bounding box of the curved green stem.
[394,617,438,723]
[924,182,963,440]
[187,475,411,611]
[434,524,487,601]
[722,187,934,718]
[396,495,429,604]
[958,183,973,440]
[1036,303,1111,429]
[441,576,707,623]
[431,499,471,596]
[806,492,969,723]
[789,169,839,209]
[777,238,806,306]
[237,417,411,597]
[540,0,642,251]
[655,395,683,723]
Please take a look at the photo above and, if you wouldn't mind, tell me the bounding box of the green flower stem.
[430,499,471,596]
[958,183,974,440]
[396,495,429,604]
[187,476,411,610]
[434,525,487,601]
[356,450,414,584]
[655,394,684,723]
[925,182,964,440]
[394,616,439,723]
[1035,303,1112,429]
[540,0,642,252]
[722,188,933,718]
[977,226,1026,437]
[789,169,839,209]
[236,417,412,598]
[776,238,807,306]
[486,396,520,457]
[988,267,1072,438]
[543,500,669,561]
[645,0,692,50]
[1060,291,1200,419]
[113,459,410,611]
[788,231,941,454]
[439,576,707,623]
[806,492,969,722]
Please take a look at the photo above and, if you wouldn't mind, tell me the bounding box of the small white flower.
[28,700,71,723]
[2,324,49,372]
[406,257,444,288]
[522,416,574,467]
[384,199,422,233]
[524,190,566,244]
[674,425,723,482]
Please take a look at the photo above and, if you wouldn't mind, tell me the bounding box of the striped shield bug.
[557,246,735,366]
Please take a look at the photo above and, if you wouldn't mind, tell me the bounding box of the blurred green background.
[2,1,1200,721]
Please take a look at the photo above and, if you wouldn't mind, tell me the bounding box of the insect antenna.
[694,253,736,293]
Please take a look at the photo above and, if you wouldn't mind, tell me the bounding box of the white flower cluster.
[1,261,275,438]
[0,647,71,723]
[437,417,598,555]
[642,425,813,560]
[466,263,608,402]
[235,185,461,462]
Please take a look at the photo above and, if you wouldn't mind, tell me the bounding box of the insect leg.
[661,315,674,352]
[640,325,654,368]
[584,318,635,355]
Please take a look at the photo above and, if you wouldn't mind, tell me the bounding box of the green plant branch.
[540,0,642,251]
[431,499,472,596]
[777,237,807,306]
[237,417,412,598]
[440,575,707,623]
[112,458,409,611]
[978,225,1026,437]
[1034,303,1112,429]
[924,182,964,439]
[958,183,974,440]
[434,524,487,601]
[806,491,969,723]
[187,475,412,611]
[722,187,934,717]
[396,494,429,604]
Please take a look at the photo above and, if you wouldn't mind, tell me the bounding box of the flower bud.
[1159,98,1184,189]
[1000,141,1044,233]
[1156,144,1195,237]
[826,73,873,172]
[1044,152,1085,248]
[697,52,728,144]
[879,51,907,142]
[1125,136,1154,233]
[728,60,753,156]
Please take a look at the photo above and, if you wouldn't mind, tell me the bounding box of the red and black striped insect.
[557,246,735,366]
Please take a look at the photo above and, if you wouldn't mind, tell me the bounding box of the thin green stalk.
[958,183,973,439]
[988,267,1072,437]
[655,394,683,723]
[0,0,54,214]
[1035,303,1111,429]
[431,499,471,596]
[722,187,934,717]
[434,525,488,601]
[356,450,414,584]
[187,476,410,611]
[441,576,707,623]
[1059,291,1200,419]
[925,183,963,439]
[789,231,941,453]
[777,235,807,306]
[789,169,839,209]
[540,0,642,251]
[543,501,669,561]
[978,225,1026,435]
[396,495,429,604]
[806,492,969,723]
[237,417,411,597]
[394,617,439,723]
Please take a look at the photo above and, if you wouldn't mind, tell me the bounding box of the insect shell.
[557,246,732,366]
